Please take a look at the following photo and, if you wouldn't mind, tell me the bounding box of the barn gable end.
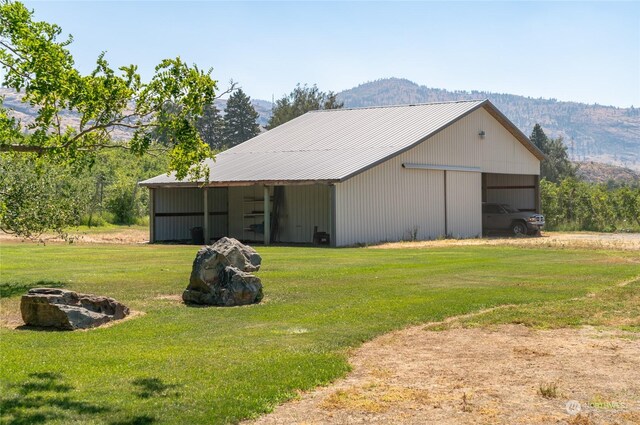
[334,106,539,246]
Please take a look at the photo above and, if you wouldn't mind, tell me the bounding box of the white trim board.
[402,163,482,173]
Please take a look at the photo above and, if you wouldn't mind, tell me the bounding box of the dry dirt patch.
[371,232,640,251]
[248,325,640,425]
[0,227,148,244]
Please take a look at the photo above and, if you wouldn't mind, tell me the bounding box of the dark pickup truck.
[482,203,545,235]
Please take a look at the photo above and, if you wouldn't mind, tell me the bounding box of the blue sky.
[22,1,640,107]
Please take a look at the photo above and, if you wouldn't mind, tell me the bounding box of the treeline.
[531,124,640,232]
[81,151,168,226]
[540,178,640,232]
[0,149,167,237]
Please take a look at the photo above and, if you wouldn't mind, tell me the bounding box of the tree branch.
[0,144,47,153]
[0,57,33,82]
[67,119,156,145]
[0,142,131,153]
[0,40,28,62]
[213,80,238,100]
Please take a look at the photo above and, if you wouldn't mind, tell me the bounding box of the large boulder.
[21,288,130,330]
[183,237,263,306]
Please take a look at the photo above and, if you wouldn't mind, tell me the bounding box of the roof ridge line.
[310,99,487,112]
[219,146,401,155]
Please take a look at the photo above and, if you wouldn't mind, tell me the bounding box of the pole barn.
[140,100,544,247]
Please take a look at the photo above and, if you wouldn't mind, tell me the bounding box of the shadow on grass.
[132,377,182,399]
[0,372,160,425]
[14,325,70,332]
[16,372,74,394]
[0,281,65,298]
[0,372,109,425]
[109,415,157,425]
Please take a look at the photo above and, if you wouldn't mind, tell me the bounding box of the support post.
[203,187,209,244]
[481,173,487,203]
[443,170,448,237]
[149,188,155,243]
[263,185,270,245]
[534,175,541,214]
[329,184,336,247]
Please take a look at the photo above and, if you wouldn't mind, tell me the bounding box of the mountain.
[337,78,640,171]
[576,162,640,184]
[0,88,137,140]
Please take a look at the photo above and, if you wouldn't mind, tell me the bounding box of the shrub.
[541,178,640,232]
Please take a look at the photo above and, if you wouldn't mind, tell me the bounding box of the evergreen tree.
[543,136,577,183]
[530,123,549,152]
[530,124,577,183]
[223,89,260,148]
[267,84,344,129]
[197,103,225,150]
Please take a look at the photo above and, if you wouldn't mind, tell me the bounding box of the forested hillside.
[338,78,640,170]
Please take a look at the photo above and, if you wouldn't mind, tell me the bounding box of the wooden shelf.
[243,197,271,237]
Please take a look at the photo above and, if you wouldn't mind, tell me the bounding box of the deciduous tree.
[266,84,343,129]
[0,153,89,239]
[0,0,219,237]
[0,0,217,179]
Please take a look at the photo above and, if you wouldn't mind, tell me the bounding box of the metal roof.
[140,99,543,187]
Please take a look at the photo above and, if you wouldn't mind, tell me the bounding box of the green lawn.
[0,243,638,424]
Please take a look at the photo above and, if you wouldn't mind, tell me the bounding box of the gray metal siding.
[155,188,203,213]
[446,171,482,238]
[335,166,446,246]
[154,188,227,241]
[155,188,203,241]
[334,107,524,245]
[208,188,228,239]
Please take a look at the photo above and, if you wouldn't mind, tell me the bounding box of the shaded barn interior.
[150,185,330,244]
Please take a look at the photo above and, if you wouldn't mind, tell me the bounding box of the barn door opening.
[482,173,540,213]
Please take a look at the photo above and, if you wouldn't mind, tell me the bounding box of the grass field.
[0,242,639,424]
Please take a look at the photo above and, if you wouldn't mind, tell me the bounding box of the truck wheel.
[511,221,527,236]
